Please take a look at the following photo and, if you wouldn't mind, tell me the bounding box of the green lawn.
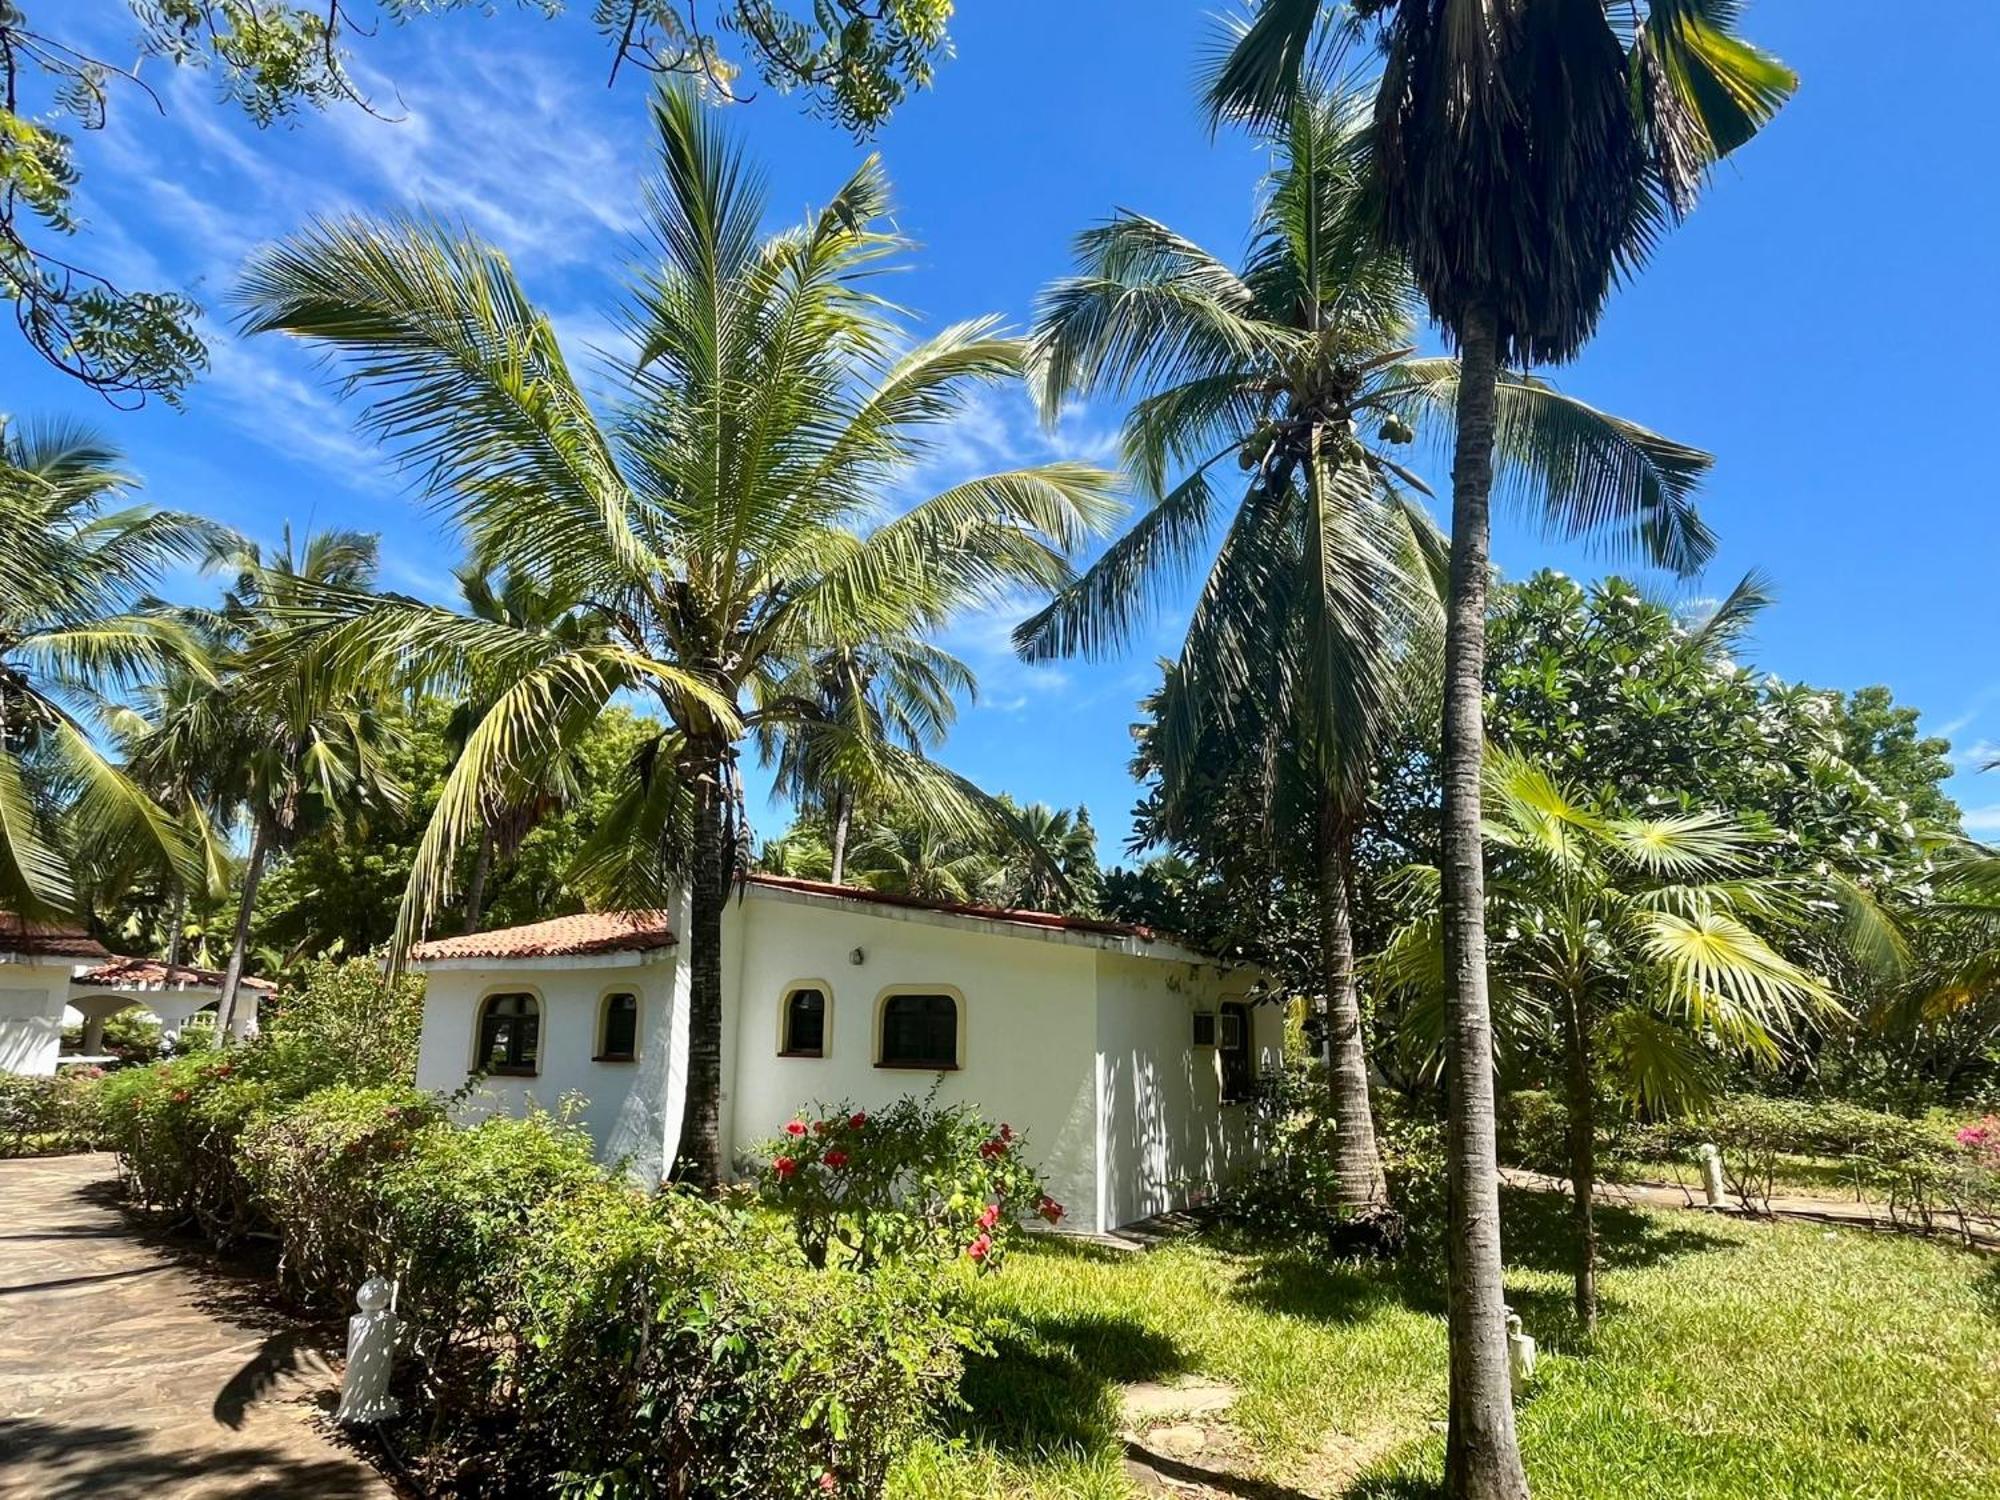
[890,1189,2000,1499]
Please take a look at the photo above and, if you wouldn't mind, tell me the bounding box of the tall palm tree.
[234,85,1117,1187]
[993,800,1101,913]
[0,419,215,919]
[845,817,1003,905]
[1211,11,1795,1488]
[1379,751,1835,1331]
[152,528,406,1038]
[1022,83,1710,1217]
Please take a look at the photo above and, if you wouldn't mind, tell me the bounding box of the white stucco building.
[410,874,1283,1234]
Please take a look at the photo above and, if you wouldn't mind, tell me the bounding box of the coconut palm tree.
[0,419,216,919]
[234,85,1117,1187]
[1210,12,1795,1486]
[845,817,1003,905]
[1023,82,1710,1217]
[1379,751,1836,1331]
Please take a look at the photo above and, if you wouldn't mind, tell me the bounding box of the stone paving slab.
[0,1153,395,1500]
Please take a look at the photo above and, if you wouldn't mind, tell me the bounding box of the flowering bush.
[754,1097,1059,1273]
[0,1068,111,1157]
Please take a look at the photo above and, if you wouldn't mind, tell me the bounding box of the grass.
[888,1188,2000,1499]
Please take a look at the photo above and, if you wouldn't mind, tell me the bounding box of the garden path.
[0,1153,396,1499]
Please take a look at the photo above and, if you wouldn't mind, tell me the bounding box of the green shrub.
[1381,1114,1449,1265]
[753,1097,1059,1273]
[0,1067,111,1156]
[1497,1088,1570,1174]
[512,1182,962,1499]
[264,958,425,1086]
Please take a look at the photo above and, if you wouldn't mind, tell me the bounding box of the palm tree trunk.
[165,888,187,970]
[830,788,853,885]
[1317,804,1386,1211]
[1562,990,1599,1334]
[463,826,494,934]
[674,752,728,1189]
[1439,303,1531,1500]
[215,825,270,1046]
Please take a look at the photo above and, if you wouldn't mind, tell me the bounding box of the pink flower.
[818,1473,839,1494]
[848,1111,868,1130]
[823,1149,850,1170]
[1036,1195,1065,1224]
[813,1119,831,1136]
[966,1233,993,1262]
[772,1155,798,1180]
[785,1120,808,1137]
[977,1203,1001,1231]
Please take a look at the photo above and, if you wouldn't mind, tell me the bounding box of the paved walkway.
[0,1154,396,1500]
[1500,1166,2000,1251]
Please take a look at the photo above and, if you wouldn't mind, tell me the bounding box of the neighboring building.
[0,914,277,1076]
[410,875,1283,1235]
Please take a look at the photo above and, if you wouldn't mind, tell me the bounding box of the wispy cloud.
[1963,804,2000,834]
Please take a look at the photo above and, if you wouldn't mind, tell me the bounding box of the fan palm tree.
[845,816,1004,905]
[1022,82,1710,1216]
[0,419,216,919]
[1210,12,1795,1486]
[993,801,1101,913]
[1379,751,1835,1331]
[234,85,1118,1187]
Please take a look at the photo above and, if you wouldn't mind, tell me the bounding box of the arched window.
[477,991,540,1076]
[1218,1001,1253,1103]
[877,990,960,1070]
[597,991,639,1062]
[780,986,828,1057]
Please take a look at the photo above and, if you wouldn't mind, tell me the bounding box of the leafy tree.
[0,418,215,916]
[1380,752,1834,1331]
[235,85,1115,1187]
[0,0,956,404]
[1831,686,1960,831]
[1025,75,1706,1217]
[1212,7,1797,1484]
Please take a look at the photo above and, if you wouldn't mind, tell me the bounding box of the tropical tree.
[0,418,215,918]
[234,85,1117,1187]
[1211,10,1796,1487]
[1379,751,1835,1330]
[844,816,1004,905]
[141,528,405,1038]
[991,800,1102,912]
[1022,79,1710,1217]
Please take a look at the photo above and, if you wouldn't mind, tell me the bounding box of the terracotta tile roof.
[0,915,112,961]
[744,874,1165,942]
[73,957,276,992]
[410,910,678,963]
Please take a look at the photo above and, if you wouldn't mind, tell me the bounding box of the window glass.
[478,991,540,1075]
[878,992,958,1069]
[599,991,639,1060]
[1219,1001,1253,1102]
[782,987,827,1056]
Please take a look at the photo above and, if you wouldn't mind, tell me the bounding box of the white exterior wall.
[725,888,1103,1228]
[0,959,84,1076]
[414,951,678,1158]
[1092,955,1283,1231]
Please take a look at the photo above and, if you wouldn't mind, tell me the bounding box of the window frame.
[777,980,834,1059]
[873,985,966,1072]
[1218,1000,1254,1105]
[473,987,544,1078]
[594,987,641,1063]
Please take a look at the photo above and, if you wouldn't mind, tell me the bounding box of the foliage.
[512,1181,963,1500]
[0,1066,109,1156]
[1219,1066,1405,1251]
[263,957,426,1085]
[755,1098,1060,1274]
[0,0,955,403]
[64,1007,164,1063]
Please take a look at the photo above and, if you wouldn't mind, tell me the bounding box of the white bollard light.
[1506,1310,1536,1397]
[1700,1143,1727,1209]
[336,1276,402,1425]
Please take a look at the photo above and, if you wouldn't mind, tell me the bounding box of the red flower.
[1036,1196,1065,1224]
[384,1105,402,1120]
[772,1155,798,1179]
[848,1111,868,1130]
[966,1233,993,1262]
[823,1149,850,1169]
[170,1089,190,1103]
[978,1137,1007,1160]
[785,1120,808,1137]
[213,1064,233,1079]
[813,1119,831,1136]
[999,1123,1015,1143]
[977,1203,1001,1231]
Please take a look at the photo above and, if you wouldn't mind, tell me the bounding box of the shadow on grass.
[953,1309,1183,1456]
[1496,1185,1737,1275]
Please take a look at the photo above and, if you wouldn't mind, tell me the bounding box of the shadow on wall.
[0,1417,383,1500]
[954,1305,1184,1457]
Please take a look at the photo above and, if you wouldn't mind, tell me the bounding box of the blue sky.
[11,2,1998,853]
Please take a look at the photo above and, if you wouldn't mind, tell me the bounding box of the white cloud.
[1963,804,2000,834]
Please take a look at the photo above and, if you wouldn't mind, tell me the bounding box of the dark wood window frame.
[595,990,640,1062]
[477,990,541,1077]
[780,986,829,1058]
[1218,1001,1254,1104]
[875,989,961,1071]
